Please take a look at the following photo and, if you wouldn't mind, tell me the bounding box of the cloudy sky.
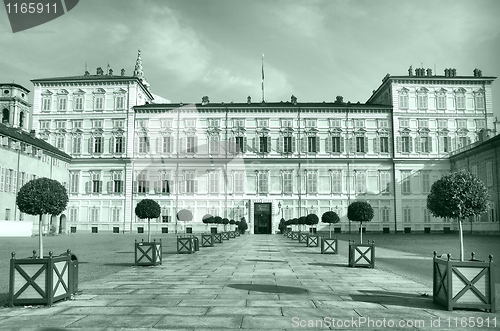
[1,0,499,116]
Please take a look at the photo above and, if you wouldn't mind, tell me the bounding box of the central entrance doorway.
[254,203,272,234]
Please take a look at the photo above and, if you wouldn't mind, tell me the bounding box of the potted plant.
[347,201,375,268]
[134,199,162,266]
[213,216,223,243]
[229,219,236,237]
[291,218,300,240]
[320,211,340,254]
[298,216,308,243]
[306,214,320,247]
[427,172,495,312]
[176,209,197,253]
[10,178,73,306]
[201,214,215,247]
[222,218,230,240]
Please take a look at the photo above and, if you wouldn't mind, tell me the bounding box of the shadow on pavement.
[227,283,308,294]
[103,262,136,267]
[245,259,287,263]
[308,262,348,267]
[350,290,439,309]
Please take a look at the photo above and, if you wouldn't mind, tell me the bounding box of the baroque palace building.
[25,51,498,235]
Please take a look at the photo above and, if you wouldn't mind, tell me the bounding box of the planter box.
[348,240,375,268]
[286,231,293,238]
[321,237,338,254]
[306,234,320,247]
[221,232,230,240]
[229,231,236,238]
[9,250,77,306]
[176,236,194,254]
[201,234,214,247]
[213,233,223,243]
[433,252,496,312]
[135,240,162,266]
[291,231,300,240]
[299,232,308,243]
[235,230,240,237]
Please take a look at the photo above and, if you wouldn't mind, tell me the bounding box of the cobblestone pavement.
[0,234,498,330]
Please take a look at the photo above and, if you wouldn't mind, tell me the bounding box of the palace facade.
[24,52,499,235]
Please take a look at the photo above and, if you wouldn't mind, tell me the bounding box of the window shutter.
[428,138,433,152]
[99,180,103,193]
[119,180,124,193]
[88,138,93,154]
[180,137,186,153]
[228,136,234,154]
[349,138,355,153]
[179,174,185,194]
[194,137,198,153]
[340,137,344,153]
[325,137,331,153]
[446,138,451,152]
[132,180,137,193]
[409,136,413,152]
[396,137,401,153]
[292,137,296,152]
[363,137,368,153]
[278,136,283,153]
[134,136,139,154]
[266,136,271,153]
[242,137,247,153]
[252,137,257,152]
[227,173,233,192]
[316,136,320,153]
[107,181,113,193]
[100,138,104,154]
[439,137,444,153]
[85,181,91,194]
[169,137,174,153]
[109,137,114,153]
[415,137,421,153]
[0,167,4,192]
[373,137,379,154]
[156,138,160,154]
[154,181,159,194]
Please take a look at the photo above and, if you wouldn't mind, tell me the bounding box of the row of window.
[0,167,39,193]
[39,119,125,130]
[398,88,485,111]
[399,118,486,130]
[41,89,126,112]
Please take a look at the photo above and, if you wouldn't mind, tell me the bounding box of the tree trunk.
[147,218,151,242]
[458,218,464,261]
[360,221,363,244]
[39,214,43,258]
[329,223,332,238]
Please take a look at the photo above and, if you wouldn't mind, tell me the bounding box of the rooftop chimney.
[291,95,297,105]
[96,67,103,75]
[121,69,125,76]
[426,68,432,76]
[108,68,113,75]
[29,129,35,137]
[201,96,209,105]
[247,96,251,104]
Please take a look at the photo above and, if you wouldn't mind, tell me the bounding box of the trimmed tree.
[214,216,223,232]
[306,214,319,232]
[16,178,68,258]
[292,218,299,231]
[222,217,229,231]
[347,201,374,244]
[298,216,307,231]
[322,211,340,237]
[427,172,489,261]
[229,219,236,231]
[135,199,161,242]
[202,214,214,231]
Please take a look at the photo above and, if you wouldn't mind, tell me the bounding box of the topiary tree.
[135,199,161,242]
[427,172,489,261]
[16,177,68,258]
[202,214,214,231]
[306,214,319,232]
[222,218,229,231]
[238,217,248,234]
[347,201,374,244]
[177,209,193,232]
[292,218,299,231]
[298,216,307,231]
[322,211,340,238]
[229,219,236,231]
[214,216,223,232]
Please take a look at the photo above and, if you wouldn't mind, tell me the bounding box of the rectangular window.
[458,136,468,148]
[185,172,195,193]
[399,119,409,128]
[40,121,50,130]
[381,208,389,223]
[306,119,317,128]
[138,137,149,153]
[330,119,341,128]
[437,119,447,129]
[380,171,390,193]
[420,136,429,153]
[257,119,268,128]
[356,136,365,153]
[475,94,485,110]
[456,95,465,110]
[112,208,120,223]
[56,136,65,150]
[42,98,51,111]
[307,136,317,153]
[378,120,389,128]
[331,171,341,193]
[476,119,486,130]
[137,172,149,193]
[380,137,389,153]
[56,121,66,129]
[95,96,104,110]
[457,119,467,129]
[401,136,411,153]
[94,136,103,153]
[354,119,365,128]
[5,169,12,192]
[72,120,83,129]
[5,208,10,220]
[306,171,317,194]
[185,119,196,127]
[234,119,245,128]
[115,96,124,110]
[160,119,171,128]
[208,119,220,127]
[355,171,366,193]
[437,95,446,110]
[332,137,341,153]
[74,96,83,111]
[399,94,408,109]
[422,172,430,193]
[113,172,123,193]
[424,209,431,223]
[235,136,245,153]
[58,98,67,111]
[283,136,293,153]
[92,120,103,128]
[281,119,292,128]
[486,162,493,186]
[259,136,268,153]
[72,136,81,154]
[234,172,244,193]
[92,173,101,193]
[401,171,411,194]
[258,172,268,193]
[90,207,99,223]
[209,171,219,194]
[114,136,124,153]
[162,136,172,153]
[113,120,124,128]
[403,207,411,223]
[161,178,170,194]
[186,137,196,153]
[69,207,78,223]
[417,94,428,110]
[418,119,428,128]
[209,136,220,154]
[282,172,293,194]
[442,136,450,153]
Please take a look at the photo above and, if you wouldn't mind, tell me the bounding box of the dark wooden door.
[254,203,271,234]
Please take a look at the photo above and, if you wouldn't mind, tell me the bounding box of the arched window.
[2,108,9,124]
[19,112,25,128]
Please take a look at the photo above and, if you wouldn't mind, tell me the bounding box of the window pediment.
[71,128,83,135]
[417,87,429,93]
[232,127,246,135]
[398,87,409,93]
[417,127,430,135]
[435,88,447,94]
[93,88,106,94]
[41,90,53,96]
[328,127,343,135]
[279,127,294,135]
[377,128,390,135]
[112,128,125,135]
[184,128,197,136]
[73,89,85,95]
[160,128,173,136]
[399,127,411,136]
[207,127,221,136]
[454,87,467,94]
[255,127,270,135]
[456,128,469,135]
[114,88,127,94]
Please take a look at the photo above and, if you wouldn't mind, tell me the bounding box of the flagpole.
[261,54,265,103]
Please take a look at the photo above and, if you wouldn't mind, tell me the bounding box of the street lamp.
[278,202,284,219]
